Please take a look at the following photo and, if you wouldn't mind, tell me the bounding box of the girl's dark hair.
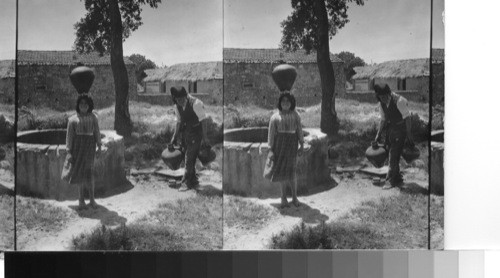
[277,92,296,111]
[75,95,94,113]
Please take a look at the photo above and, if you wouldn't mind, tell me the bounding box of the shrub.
[72,224,187,251]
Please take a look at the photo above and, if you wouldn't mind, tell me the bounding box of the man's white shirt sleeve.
[193,99,207,121]
[396,97,411,119]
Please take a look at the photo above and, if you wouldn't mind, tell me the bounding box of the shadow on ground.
[270,202,329,224]
[69,204,127,226]
[96,179,135,198]
[400,182,428,195]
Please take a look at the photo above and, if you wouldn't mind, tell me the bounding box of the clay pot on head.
[198,145,216,165]
[402,145,420,163]
[365,144,387,168]
[70,66,95,94]
[272,64,297,92]
[161,146,184,170]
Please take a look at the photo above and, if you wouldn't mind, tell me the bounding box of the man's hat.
[170,86,187,98]
[373,83,391,96]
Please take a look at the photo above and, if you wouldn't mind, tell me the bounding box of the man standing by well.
[373,83,415,189]
[169,86,209,191]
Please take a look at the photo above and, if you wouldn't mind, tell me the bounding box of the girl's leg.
[280,182,289,208]
[88,173,97,208]
[78,183,86,209]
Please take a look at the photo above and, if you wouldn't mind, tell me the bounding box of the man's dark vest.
[380,93,404,127]
[176,95,202,133]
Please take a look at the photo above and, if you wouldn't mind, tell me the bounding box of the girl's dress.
[267,110,304,182]
[65,112,102,184]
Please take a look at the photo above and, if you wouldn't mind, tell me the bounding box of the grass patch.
[0,103,15,119]
[72,224,187,251]
[224,197,277,229]
[224,104,272,128]
[270,193,428,249]
[225,98,428,163]
[18,101,224,167]
[430,195,444,249]
[18,101,223,134]
[73,195,223,251]
[432,104,444,130]
[0,195,14,249]
[16,197,73,231]
[1,142,14,172]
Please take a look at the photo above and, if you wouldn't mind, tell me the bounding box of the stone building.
[351,58,430,103]
[431,48,444,106]
[223,48,346,108]
[17,50,137,111]
[140,62,222,106]
[0,60,15,105]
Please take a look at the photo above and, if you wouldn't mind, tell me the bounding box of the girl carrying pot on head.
[267,92,304,208]
[64,94,102,210]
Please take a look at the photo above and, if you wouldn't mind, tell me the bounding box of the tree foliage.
[280,0,364,52]
[129,54,158,83]
[336,51,366,81]
[74,0,161,137]
[280,0,365,136]
[74,0,161,54]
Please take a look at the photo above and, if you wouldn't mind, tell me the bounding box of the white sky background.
[0,0,16,60]
[433,0,445,48]
[17,0,223,66]
[225,0,432,64]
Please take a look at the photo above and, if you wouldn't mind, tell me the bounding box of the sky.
[433,0,445,48]
[225,0,435,64]
[0,0,16,60]
[17,0,223,66]
[3,0,444,64]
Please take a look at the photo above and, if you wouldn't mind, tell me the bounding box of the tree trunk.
[109,0,132,137]
[313,0,339,136]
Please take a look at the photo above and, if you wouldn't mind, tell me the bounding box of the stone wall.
[158,79,222,105]
[0,78,15,104]
[16,129,126,200]
[18,64,137,111]
[138,78,222,106]
[136,93,217,107]
[406,77,430,102]
[340,90,424,103]
[432,63,444,106]
[224,62,346,108]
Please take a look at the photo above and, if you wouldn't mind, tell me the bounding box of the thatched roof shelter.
[143,68,169,82]
[161,62,222,82]
[353,58,430,79]
[0,60,15,79]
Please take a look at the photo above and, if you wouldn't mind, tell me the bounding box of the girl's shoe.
[78,201,87,210]
[292,198,301,207]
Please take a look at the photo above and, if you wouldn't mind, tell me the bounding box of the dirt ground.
[16,164,222,251]
[224,166,432,250]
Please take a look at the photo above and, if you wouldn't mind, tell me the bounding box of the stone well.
[17,129,126,200]
[223,127,331,197]
[430,130,444,195]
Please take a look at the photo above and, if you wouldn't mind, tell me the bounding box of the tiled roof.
[17,50,134,66]
[223,48,342,63]
[0,60,15,79]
